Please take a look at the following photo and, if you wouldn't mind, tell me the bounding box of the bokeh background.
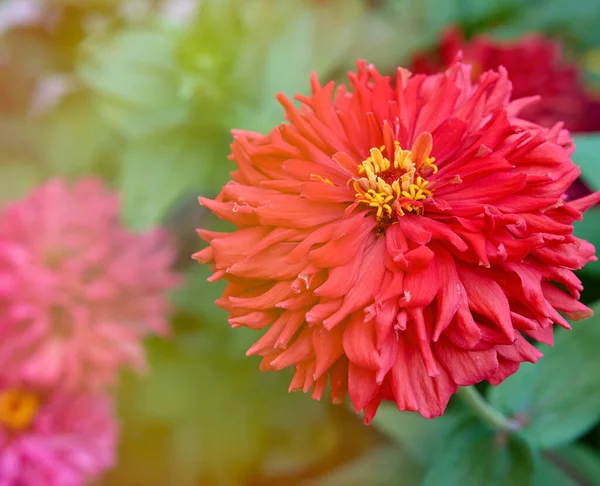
[1,0,600,484]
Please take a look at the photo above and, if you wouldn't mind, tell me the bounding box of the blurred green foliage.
[422,417,535,486]
[489,304,600,450]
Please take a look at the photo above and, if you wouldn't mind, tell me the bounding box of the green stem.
[458,386,521,433]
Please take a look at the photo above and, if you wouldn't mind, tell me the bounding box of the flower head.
[0,381,117,485]
[0,179,179,390]
[412,28,600,133]
[195,60,600,421]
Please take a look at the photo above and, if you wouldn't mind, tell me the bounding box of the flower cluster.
[0,179,178,484]
[195,60,599,423]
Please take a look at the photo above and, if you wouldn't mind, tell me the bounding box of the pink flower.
[0,0,44,34]
[195,60,599,421]
[0,382,117,486]
[0,179,179,391]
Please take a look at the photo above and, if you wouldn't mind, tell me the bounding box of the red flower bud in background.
[411,28,600,133]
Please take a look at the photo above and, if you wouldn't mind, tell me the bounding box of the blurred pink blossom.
[0,0,61,34]
[0,179,179,391]
[159,0,199,24]
[0,0,43,34]
[118,0,199,24]
[0,382,117,486]
[29,75,78,115]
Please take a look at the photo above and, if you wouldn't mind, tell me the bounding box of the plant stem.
[457,386,521,433]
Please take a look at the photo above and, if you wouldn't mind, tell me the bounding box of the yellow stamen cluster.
[353,142,437,220]
[353,180,402,220]
[0,388,40,431]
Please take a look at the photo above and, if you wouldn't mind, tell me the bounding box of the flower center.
[353,140,437,221]
[0,388,40,431]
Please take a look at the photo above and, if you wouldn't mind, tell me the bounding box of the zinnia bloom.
[0,381,117,485]
[194,60,600,421]
[411,28,600,133]
[0,179,179,390]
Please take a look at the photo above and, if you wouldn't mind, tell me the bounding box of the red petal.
[445,305,482,349]
[542,282,594,320]
[329,359,348,404]
[312,325,345,378]
[322,237,386,329]
[270,329,314,370]
[363,394,383,425]
[403,261,439,308]
[255,197,343,228]
[246,314,290,356]
[343,313,381,370]
[487,357,520,386]
[348,362,380,413]
[376,332,398,384]
[524,325,554,346]
[388,330,457,417]
[435,336,499,386]
[432,246,461,340]
[458,266,515,342]
[495,332,543,364]
[229,311,276,330]
[409,308,439,377]
[389,336,418,412]
[411,132,434,170]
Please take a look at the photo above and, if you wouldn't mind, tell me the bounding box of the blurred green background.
[2,0,600,484]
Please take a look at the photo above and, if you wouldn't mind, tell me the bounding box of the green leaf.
[0,156,43,203]
[553,444,600,484]
[489,303,600,449]
[422,417,536,486]
[572,135,600,192]
[455,0,522,24]
[78,28,190,138]
[303,445,422,486]
[36,91,118,179]
[171,1,256,131]
[421,0,461,32]
[234,0,365,132]
[118,129,226,230]
[108,334,383,486]
[574,207,600,276]
[532,455,573,486]
[343,1,433,71]
[488,0,600,50]
[370,403,462,464]
[170,266,228,324]
[534,444,600,486]
[349,0,475,71]
[245,11,316,132]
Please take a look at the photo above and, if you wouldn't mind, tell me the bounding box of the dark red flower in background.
[195,60,600,422]
[412,28,600,133]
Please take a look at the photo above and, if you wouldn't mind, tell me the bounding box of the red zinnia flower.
[411,28,600,133]
[194,60,600,421]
